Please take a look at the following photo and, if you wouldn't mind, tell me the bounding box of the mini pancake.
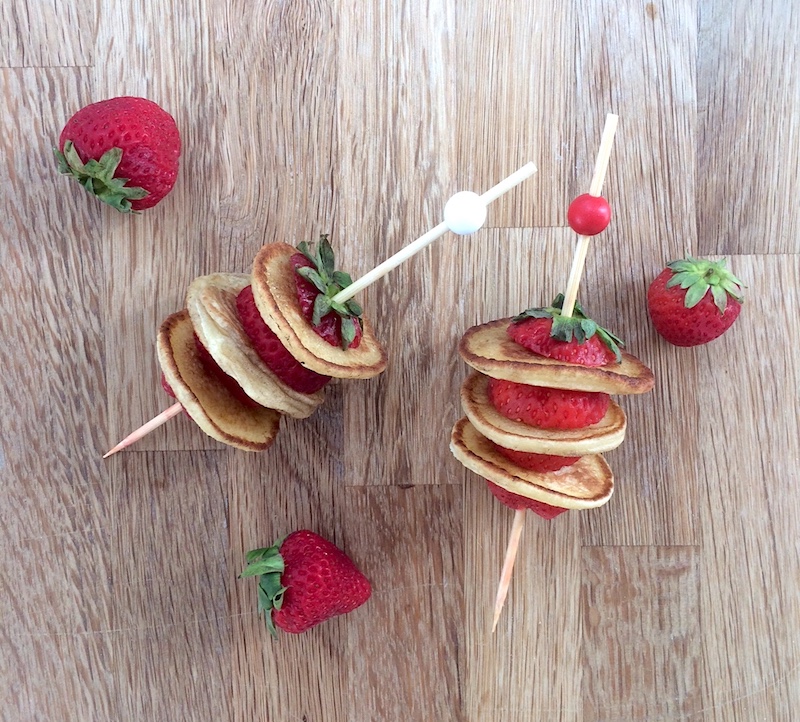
[186,272,325,419]
[461,371,626,455]
[157,310,281,452]
[251,242,387,379]
[459,318,654,394]
[450,417,614,510]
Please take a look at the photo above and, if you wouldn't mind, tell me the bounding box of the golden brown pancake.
[157,310,281,452]
[251,242,387,379]
[186,273,325,419]
[450,417,614,510]
[459,318,654,394]
[461,371,626,455]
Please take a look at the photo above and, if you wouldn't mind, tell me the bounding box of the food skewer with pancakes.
[104,162,538,456]
[449,115,655,630]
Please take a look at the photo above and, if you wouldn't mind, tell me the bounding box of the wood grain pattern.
[581,546,702,720]
[2,0,800,720]
[697,2,800,255]
[0,1,94,68]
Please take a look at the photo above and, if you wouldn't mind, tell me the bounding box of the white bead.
[443,191,487,235]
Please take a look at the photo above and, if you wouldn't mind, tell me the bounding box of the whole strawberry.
[54,96,181,212]
[241,530,371,635]
[647,257,744,347]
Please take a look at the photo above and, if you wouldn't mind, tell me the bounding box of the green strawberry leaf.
[512,295,625,362]
[319,236,336,277]
[684,278,709,308]
[312,294,333,326]
[241,542,287,639]
[333,270,353,287]
[297,241,315,265]
[665,256,746,311]
[54,141,149,213]
[580,318,598,338]
[296,266,327,294]
[710,284,728,313]
[341,316,357,349]
[295,235,363,348]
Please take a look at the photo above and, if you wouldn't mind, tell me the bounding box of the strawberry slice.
[491,442,579,472]
[236,285,331,394]
[161,372,177,399]
[485,481,568,519]
[510,294,623,366]
[487,377,609,430]
[291,235,363,350]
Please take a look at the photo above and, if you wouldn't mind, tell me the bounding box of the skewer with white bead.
[104,162,538,457]
[491,114,618,633]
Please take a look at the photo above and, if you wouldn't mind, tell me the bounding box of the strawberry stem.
[54,140,149,213]
[295,235,363,349]
[513,294,624,362]
[664,257,745,312]
[241,543,287,638]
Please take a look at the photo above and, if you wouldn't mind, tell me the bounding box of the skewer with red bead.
[490,114,619,632]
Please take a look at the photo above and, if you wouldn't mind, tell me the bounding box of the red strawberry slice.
[236,285,331,394]
[193,334,261,408]
[487,376,609,430]
[491,442,579,472]
[509,316,617,366]
[485,481,568,520]
[161,372,177,399]
[291,253,363,349]
[242,530,371,635]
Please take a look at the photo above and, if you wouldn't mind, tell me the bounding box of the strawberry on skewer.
[104,163,538,456]
[104,237,374,456]
[449,114,655,631]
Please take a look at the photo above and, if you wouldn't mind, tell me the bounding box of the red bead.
[567,193,611,236]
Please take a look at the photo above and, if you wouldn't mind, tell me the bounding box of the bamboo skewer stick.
[491,508,526,633]
[560,114,618,318]
[104,163,539,458]
[490,113,618,632]
[332,162,537,305]
[103,402,182,458]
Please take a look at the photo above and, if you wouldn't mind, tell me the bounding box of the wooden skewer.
[332,161,538,305]
[103,402,182,458]
[490,114,619,632]
[104,163,538,458]
[561,113,618,318]
[491,508,526,633]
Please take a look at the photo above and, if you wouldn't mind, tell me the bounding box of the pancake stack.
[157,241,387,451]
[450,317,654,516]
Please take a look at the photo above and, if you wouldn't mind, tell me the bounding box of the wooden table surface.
[2,1,799,720]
